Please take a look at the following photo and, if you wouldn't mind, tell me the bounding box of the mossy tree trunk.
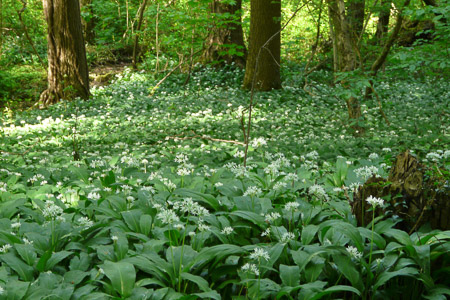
[202,0,247,68]
[242,0,282,91]
[40,0,90,106]
[348,0,365,38]
[327,0,364,133]
[375,0,391,45]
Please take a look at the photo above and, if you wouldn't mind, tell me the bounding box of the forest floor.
[0,65,449,298]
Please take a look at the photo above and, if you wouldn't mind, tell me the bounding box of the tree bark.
[375,0,391,45]
[243,0,282,91]
[132,0,148,69]
[40,0,90,105]
[348,0,365,38]
[327,0,363,134]
[203,0,247,68]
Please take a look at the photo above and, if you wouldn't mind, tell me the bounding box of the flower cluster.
[366,195,384,208]
[346,246,363,260]
[249,247,270,261]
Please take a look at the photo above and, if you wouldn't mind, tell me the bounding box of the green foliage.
[0,66,449,298]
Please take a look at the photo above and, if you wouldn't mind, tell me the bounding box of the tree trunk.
[202,0,247,68]
[375,0,391,45]
[80,0,95,44]
[243,0,282,91]
[40,0,90,105]
[348,0,365,38]
[132,0,148,69]
[327,0,364,134]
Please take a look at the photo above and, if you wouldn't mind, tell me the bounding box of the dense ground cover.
[0,66,449,299]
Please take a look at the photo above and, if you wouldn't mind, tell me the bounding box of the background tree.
[40,0,90,105]
[202,0,247,68]
[80,0,96,44]
[243,0,282,91]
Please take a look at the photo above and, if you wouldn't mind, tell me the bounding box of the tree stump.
[351,150,449,232]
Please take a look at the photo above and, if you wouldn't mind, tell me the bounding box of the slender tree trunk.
[202,0,247,68]
[327,0,364,134]
[40,0,90,105]
[132,0,148,69]
[0,0,3,58]
[375,0,391,45]
[243,0,282,91]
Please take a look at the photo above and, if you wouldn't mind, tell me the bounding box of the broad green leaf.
[333,254,364,292]
[181,272,211,292]
[374,267,419,290]
[279,264,300,287]
[194,290,222,300]
[139,215,152,236]
[121,210,142,232]
[0,253,34,281]
[230,211,265,227]
[46,251,73,270]
[5,279,30,300]
[301,225,318,245]
[102,260,136,298]
[15,243,37,266]
[310,285,361,299]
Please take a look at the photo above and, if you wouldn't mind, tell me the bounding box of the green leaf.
[46,251,73,270]
[139,214,152,236]
[193,290,222,300]
[374,267,419,290]
[64,270,89,286]
[175,189,221,211]
[181,272,211,292]
[15,243,37,266]
[301,225,318,245]
[102,260,136,298]
[333,254,364,292]
[122,210,142,232]
[279,264,300,287]
[230,211,265,227]
[383,228,412,246]
[310,285,361,299]
[5,279,30,300]
[0,253,34,281]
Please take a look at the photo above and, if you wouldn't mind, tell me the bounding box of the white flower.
[281,232,295,243]
[214,182,223,187]
[78,217,94,229]
[273,181,287,191]
[309,184,329,201]
[249,248,270,261]
[261,228,271,237]
[42,201,64,218]
[234,150,245,158]
[175,153,189,164]
[23,238,33,245]
[111,235,118,242]
[241,263,260,276]
[366,195,384,207]
[0,285,4,295]
[354,166,379,181]
[87,192,101,200]
[346,246,362,260]
[251,137,267,149]
[368,153,379,160]
[0,244,12,253]
[382,148,391,152]
[221,226,234,235]
[426,152,441,163]
[11,222,21,229]
[284,202,299,212]
[177,167,191,176]
[243,186,262,197]
[198,222,210,232]
[265,212,281,223]
[156,208,180,225]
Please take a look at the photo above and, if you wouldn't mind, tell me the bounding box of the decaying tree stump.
[351,150,449,232]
